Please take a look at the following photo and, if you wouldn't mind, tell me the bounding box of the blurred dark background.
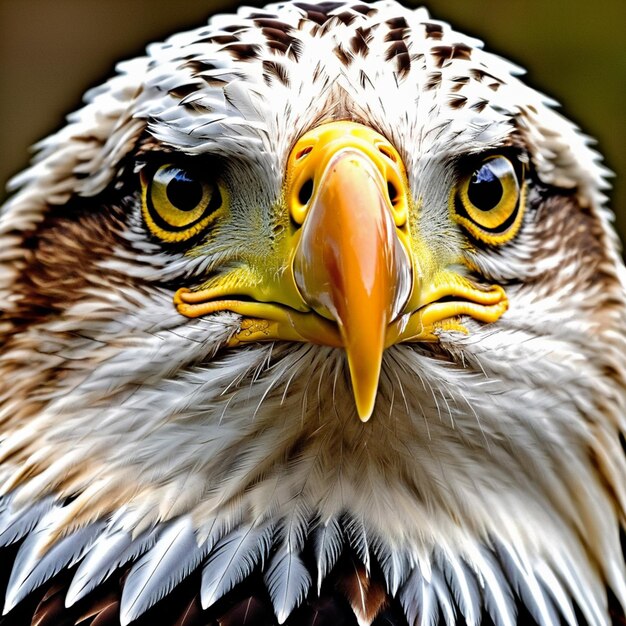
[1,0,624,242]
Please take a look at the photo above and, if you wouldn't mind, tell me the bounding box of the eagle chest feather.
[0,2,624,626]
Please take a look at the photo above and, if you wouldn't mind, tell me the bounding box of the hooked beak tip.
[344,338,384,423]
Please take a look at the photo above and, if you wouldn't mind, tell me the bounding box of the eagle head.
[0,2,624,625]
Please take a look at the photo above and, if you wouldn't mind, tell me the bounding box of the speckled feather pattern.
[0,2,624,626]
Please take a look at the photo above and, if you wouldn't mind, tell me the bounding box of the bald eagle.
[0,2,624,625]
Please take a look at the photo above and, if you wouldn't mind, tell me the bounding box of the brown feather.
[75,593,120,625]
[338,559,388,625]
[88,601,120,626]
[32,583,68,626]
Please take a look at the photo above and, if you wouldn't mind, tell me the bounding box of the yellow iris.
[141,164,225,242]
[452,155,525,245]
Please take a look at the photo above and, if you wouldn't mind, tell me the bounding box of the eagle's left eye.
[452,155,526,245]
[140,164,224,242]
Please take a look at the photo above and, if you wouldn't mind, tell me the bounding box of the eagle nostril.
[298,179,314,206]
[378,145,397,162]
[296,146,313,160]
[387,180,399,206]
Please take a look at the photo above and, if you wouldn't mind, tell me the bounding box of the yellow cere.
[285,121,410,229]
[140,164,227,243]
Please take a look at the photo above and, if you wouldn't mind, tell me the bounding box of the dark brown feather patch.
[222,43,262,61]
[423,22,443,40]
[424,71,442,90]
[85,598,120,626]
[350,27,372,55]
[32,584,67,626]
[294,2,344,25]
[262,60,290,87]
[337,559,388,625]
[385,16,408,30]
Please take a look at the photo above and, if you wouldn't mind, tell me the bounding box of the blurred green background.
[1,0,624,243]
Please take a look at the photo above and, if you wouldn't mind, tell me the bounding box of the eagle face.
[0,2,624,626]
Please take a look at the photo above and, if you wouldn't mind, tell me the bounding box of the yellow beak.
[289,123,412,420]
[174,121,508,422]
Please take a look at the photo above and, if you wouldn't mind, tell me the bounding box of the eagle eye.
[452,155,525,245]
[141,164,224,242]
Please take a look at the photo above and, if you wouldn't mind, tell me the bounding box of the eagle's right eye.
[452,154,526,246]
[141,164,224,242]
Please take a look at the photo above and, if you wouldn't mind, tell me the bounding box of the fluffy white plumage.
[0,2,624,625]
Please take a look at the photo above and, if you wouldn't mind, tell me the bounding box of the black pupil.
[467,163,503,211]
[166,170,204,211]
